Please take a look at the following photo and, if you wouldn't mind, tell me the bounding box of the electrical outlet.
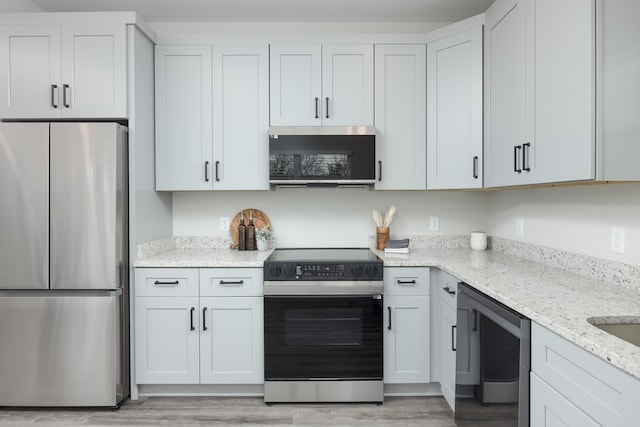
[429,216,440,231]
[516,218,524,236]
[611,227,625,254]
[220,217,230,232]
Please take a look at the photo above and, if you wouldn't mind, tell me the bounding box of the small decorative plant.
[255,226,272,241]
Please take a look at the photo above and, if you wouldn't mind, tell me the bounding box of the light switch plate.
[516,218,524,236]
[220,217,230,232]
[429,216,440,231]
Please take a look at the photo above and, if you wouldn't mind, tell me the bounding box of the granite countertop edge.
[135,244,640,381]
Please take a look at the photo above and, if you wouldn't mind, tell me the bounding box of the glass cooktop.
[266,248,380,263]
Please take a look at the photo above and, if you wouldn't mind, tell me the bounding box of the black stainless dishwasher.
[455,282,531,427]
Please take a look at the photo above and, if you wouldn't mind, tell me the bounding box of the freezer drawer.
[0,291,125,407]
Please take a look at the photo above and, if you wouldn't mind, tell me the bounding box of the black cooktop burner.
[264,248,382,281]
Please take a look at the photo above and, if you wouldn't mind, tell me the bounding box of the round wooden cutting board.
[229,209,271,249]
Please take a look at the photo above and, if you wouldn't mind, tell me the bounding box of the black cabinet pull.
[202,307,208,331]
[452,325,457,351]
[387,306,392,330]
[443,286,456,296]
[472,308,478,332]
[378,161,382,182]
[219,280,244,286]
[205,161,210,182]
[325,97,330,119]
[523,142,531,172]
[51,84,58,108]
[513,145,522,173]
[190,307,195,331]
[153,280,179,286]
[63,84,70,108]
[314,97,319,118]
[397,279,416,285]
[473,156,479,179]
[215,161,220,182]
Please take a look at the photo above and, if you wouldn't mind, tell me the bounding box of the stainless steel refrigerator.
[0,122,129,407]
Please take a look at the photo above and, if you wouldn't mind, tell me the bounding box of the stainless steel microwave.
[268,126,376,188]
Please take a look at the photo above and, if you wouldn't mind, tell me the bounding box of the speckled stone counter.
[374,246,640,381]
[135,236,273,268]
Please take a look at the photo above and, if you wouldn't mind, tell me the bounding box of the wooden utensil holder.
[376,227,390,250]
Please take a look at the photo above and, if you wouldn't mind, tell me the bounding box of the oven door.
[264,295,383,380]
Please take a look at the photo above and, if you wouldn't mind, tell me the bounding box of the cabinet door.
[155,45,213,190]
[442,302,457,410]
[374,45,426,190]
[531,0,595,183]
[484,0,529,187]
[0,25,62,118]
[60,24,127,118]
[322,44,373,126]
[427,27,483,189]
[135,297,200,384]
[269,44,321,126]
[212,45,269,190]
[200,297,264,384]
[384,295,430,384]
[530,373,599,427]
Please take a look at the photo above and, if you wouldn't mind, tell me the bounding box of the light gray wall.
[172,190,488,248]
[485,183,640,265]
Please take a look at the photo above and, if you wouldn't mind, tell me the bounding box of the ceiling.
[25,0,495,23]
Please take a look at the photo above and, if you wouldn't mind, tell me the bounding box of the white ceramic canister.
[470,231,487,251]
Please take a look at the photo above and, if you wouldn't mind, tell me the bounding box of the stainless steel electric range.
[263,248,384,404]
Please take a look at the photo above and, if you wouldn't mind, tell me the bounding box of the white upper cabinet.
[485,0,640,187]
[427,26,483,190]
[155,44,269,191]
[374,45,426,190]
[212,44,269,190]
[269,44,373,126]
[155,45,213,191]
[484,0,528,187]
[0,22,126,119]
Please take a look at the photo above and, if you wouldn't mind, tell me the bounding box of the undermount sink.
[588,317,640,347]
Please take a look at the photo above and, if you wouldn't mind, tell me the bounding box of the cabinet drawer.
[135,268,199,297]
[532,322,640,426]
[384,267,429,296]
[199,268,263,296]
[439,270,459,309]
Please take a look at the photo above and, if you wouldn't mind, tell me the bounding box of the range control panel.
[264,261,382,281]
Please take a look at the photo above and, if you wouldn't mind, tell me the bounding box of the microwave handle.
[378,161,382,182]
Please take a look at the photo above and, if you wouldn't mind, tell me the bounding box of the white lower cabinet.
[135,296,200,384]
[383,268,430,384]
[134,268,263,386]
[530,372,599,427]
[199,296,263,384]
[531,322,640,426]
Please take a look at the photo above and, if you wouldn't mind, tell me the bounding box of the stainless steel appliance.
[455,282,530,427]
[263,248,383,403]
[268,126,376,188]
[0,122,129,407]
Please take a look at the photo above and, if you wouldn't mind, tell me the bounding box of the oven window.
[264,296,382,380]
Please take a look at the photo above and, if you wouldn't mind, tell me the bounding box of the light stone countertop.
[374,247,640,381]
[134,236,640,380]
[135,247,274,268]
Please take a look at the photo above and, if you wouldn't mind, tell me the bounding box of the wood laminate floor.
[0,396,455,426]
